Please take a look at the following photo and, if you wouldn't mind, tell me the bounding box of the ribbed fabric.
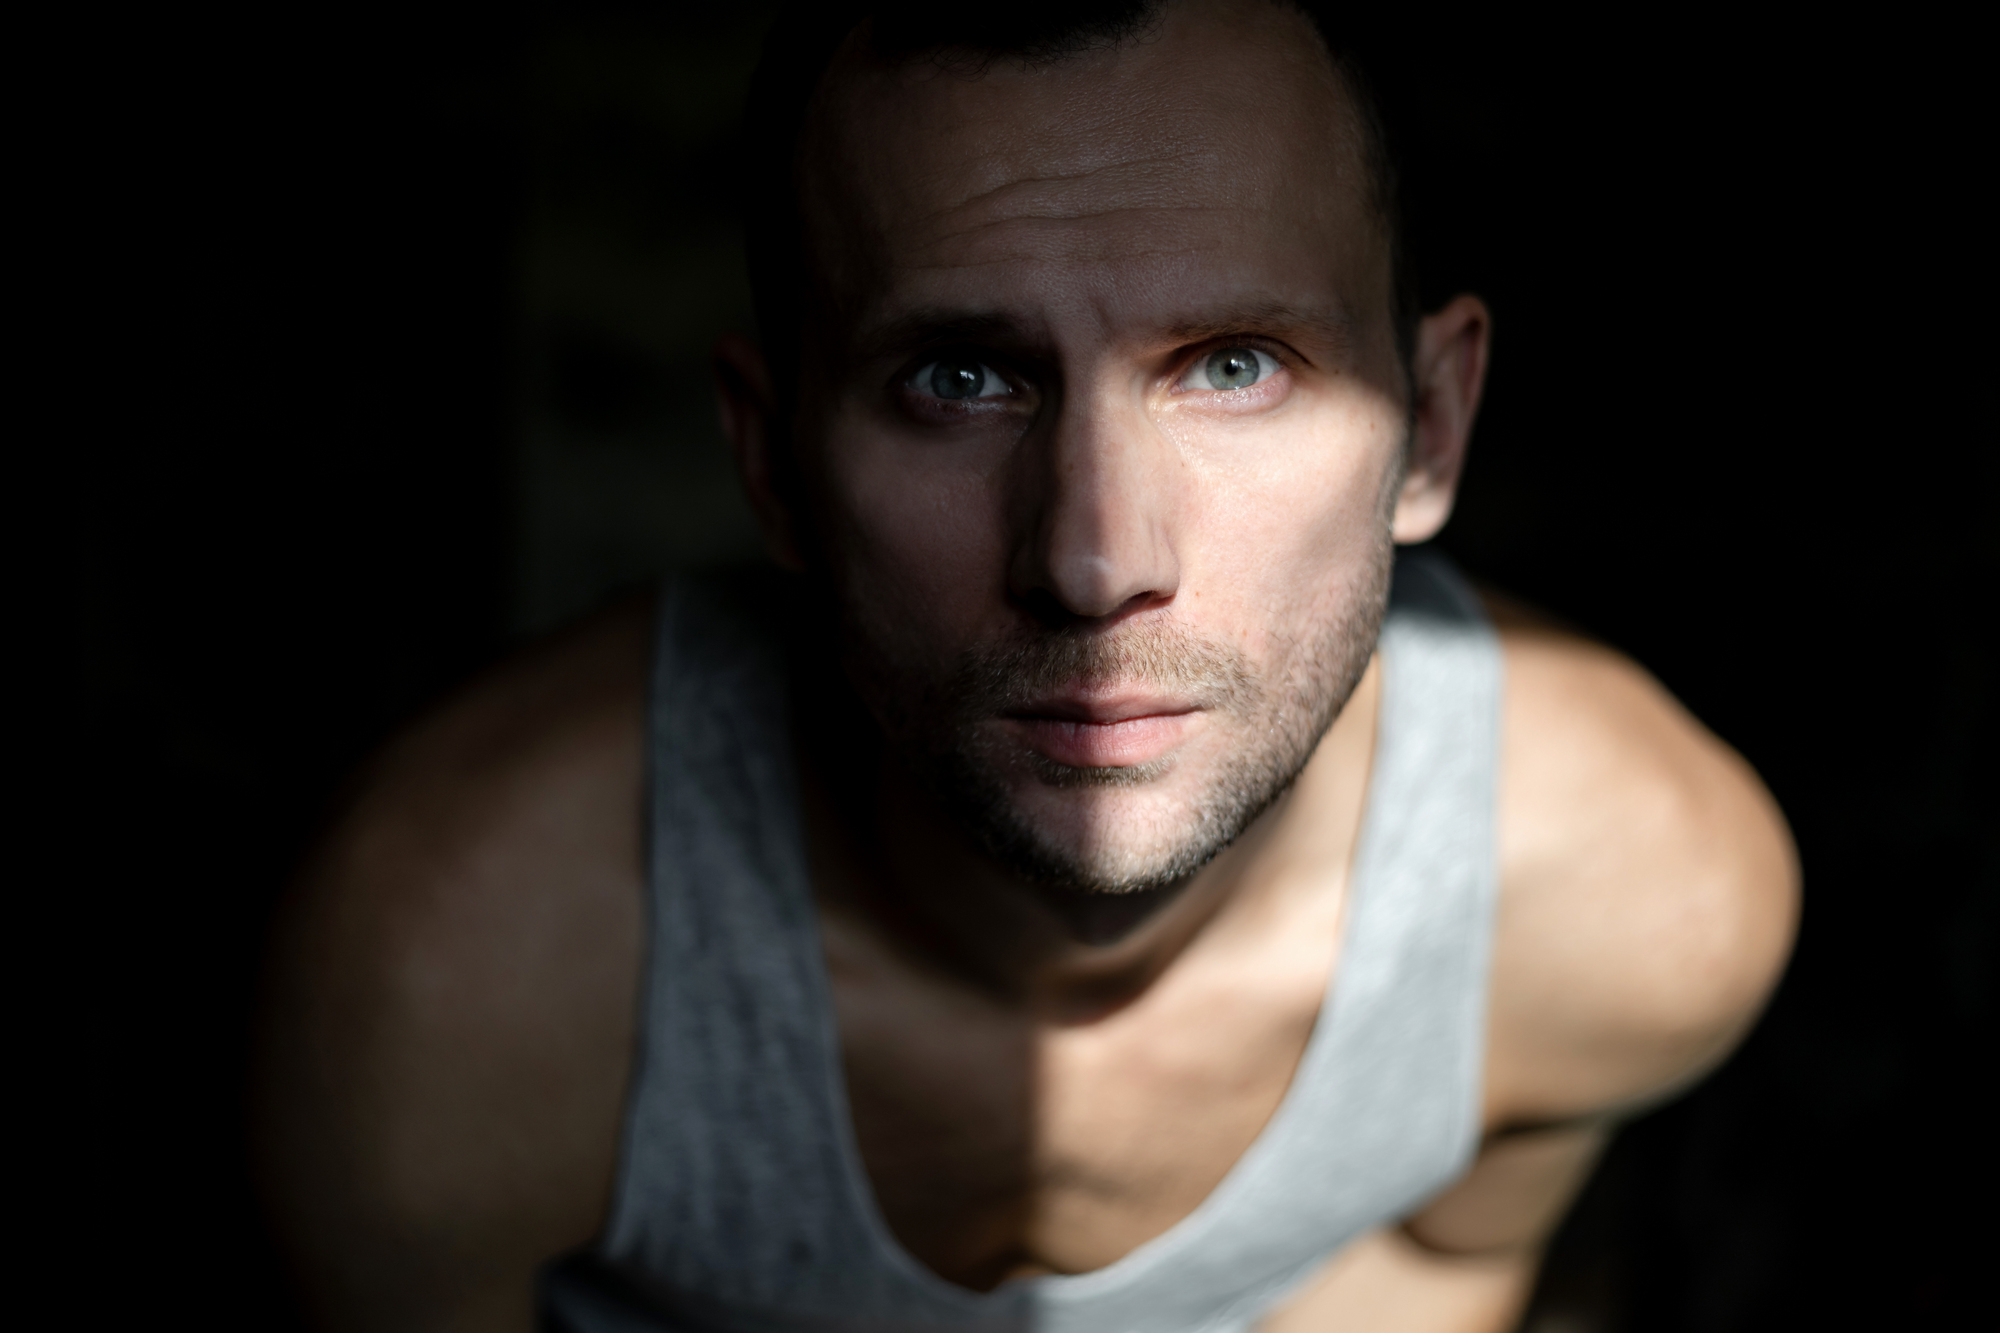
[543,547,1503,1333]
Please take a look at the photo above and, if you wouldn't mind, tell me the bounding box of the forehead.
[799,0,1388,344]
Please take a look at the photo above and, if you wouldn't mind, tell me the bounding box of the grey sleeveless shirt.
[542,547,1503,1333]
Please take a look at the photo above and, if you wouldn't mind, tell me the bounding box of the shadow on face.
[751,1,1413,895]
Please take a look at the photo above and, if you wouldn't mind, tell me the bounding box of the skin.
[255,3,1800,1329]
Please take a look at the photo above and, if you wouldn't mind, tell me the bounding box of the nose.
[1008,386,1183,624]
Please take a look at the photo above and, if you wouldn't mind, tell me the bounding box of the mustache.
[948,618,1257,715]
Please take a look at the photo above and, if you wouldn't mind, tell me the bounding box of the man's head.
[718,0,1490,893]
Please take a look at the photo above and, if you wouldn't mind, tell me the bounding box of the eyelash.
[1172,341,1291,394]
[904,356,1014,401]
[892,338,1298,413]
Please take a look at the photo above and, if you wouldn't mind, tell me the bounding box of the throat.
[1028,878,1197,948]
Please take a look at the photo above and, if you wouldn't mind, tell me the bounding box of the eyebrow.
[850,309,1040,366]
[1161,299,1360,358]
[849,297,1360,367]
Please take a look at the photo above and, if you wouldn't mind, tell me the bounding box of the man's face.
[790,0,1411,892]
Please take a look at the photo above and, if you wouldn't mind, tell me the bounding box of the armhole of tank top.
[1366,548,1504,1184]
[1453,554,1504,1169]
[1412,548,1506,1173]
[591,574,681,1258]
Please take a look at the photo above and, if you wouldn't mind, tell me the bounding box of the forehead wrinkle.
[908,203,1260,268]
[915,145,1268,229]
[800,3,1393,372]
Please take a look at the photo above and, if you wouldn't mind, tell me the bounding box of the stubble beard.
[850,540,1395,896]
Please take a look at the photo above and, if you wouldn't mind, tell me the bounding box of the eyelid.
[901,346,997,380]
[1181,334,1295,367]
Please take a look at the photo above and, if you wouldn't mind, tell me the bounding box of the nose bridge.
[1011,366,1183,621]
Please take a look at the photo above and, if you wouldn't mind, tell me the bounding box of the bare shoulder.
[256,594,654,1328]
[1481,592,1799,1126]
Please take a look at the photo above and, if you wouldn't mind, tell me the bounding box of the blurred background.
[63,2,1990,1327]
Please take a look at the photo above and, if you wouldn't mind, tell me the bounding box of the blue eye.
[913,358,1008,400]
[1184,346,1279,392]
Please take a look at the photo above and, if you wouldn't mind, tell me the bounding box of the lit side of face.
[785,2,1420,891]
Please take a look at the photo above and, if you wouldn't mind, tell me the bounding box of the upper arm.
[254,603,650,1332]
[1481,610,1799,1133]
[1407,606,1797,1264]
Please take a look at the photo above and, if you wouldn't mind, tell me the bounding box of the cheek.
[1184,389,1403,636]
[812,412,1010,657]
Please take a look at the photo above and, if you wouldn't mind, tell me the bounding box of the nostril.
[1014,583,1171,633]
[1018,586,1082,631]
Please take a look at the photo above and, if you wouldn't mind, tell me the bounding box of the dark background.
[68,4,1990,1327]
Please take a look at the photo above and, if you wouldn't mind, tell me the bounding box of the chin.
[977,770,1253,895]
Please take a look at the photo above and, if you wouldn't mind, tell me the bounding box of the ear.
[714,333,808,571]
[1392,294,1492,544]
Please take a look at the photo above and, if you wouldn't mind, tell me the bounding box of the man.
[257,2,1798,1329]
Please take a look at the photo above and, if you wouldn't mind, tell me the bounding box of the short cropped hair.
[739,0,1417,409]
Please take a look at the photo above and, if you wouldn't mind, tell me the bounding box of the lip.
[1001,693,1201,768]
